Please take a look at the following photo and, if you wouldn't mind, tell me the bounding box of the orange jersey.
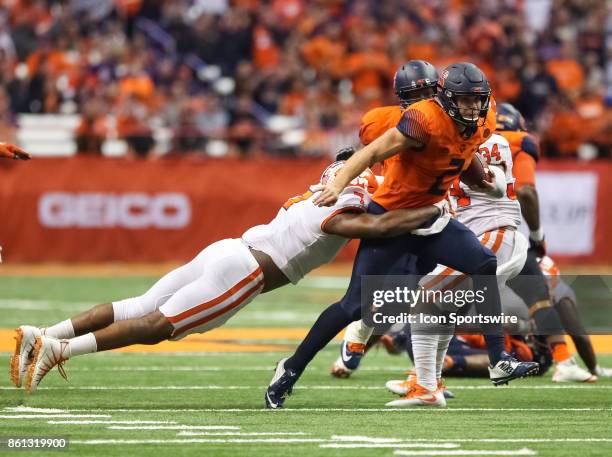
[498,130,540,189]
[372,99,497,210]
[359,105,403,146]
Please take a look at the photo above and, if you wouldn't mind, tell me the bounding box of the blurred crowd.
[0,0,609,159]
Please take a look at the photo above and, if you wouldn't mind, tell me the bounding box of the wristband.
[529,227,545,242]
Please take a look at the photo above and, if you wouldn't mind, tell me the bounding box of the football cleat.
[552,357,597,383]
[25,336,69,393]
[385,370,416,395]
[340,341,365,370]
[437,377,455,399]
[386,371,454,399]
[386,383,446,408]
[330,341,366,378]
[595,365,612,378]
[9,326,42,388]
[488,352,540,386]
[265,358,299,409]
[330,357,352,378]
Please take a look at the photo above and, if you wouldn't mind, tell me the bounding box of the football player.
[266,62,539,409]
[11,159,444,392]
[496,104,592,382]
[375,132,530,406]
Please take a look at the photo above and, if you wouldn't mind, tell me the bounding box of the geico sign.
[38,192,191,229]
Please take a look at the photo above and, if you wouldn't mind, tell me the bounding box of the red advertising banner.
[0,157,610,264]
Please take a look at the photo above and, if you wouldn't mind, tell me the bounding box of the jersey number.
[479,144,501,164]
[451,179,518,208]
[428,158,465,195]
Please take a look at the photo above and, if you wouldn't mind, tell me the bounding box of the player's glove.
[529,227,546,256]
[335,146,355,162]
[0,143,31,160]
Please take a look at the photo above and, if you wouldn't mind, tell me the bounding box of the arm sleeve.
[396,109,431,145]
[319,189,367,232]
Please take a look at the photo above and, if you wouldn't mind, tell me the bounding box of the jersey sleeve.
[396,108,431,145]
[319,187,368,232]
[359,111,382,145]
[513,152,537,189]
[359,107,400,145]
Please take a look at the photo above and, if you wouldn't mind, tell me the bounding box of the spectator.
[0,0,608,159]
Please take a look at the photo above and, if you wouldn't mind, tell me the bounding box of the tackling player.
[266,62,539,409]
[10,159,444,392]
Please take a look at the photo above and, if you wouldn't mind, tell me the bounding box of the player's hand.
[0,143,31,160]
[312,184,341,207]
[468,169,496,193]
[335,146,355,162]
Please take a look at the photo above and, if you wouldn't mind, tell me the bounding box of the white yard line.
[0,414,111,419]
[43,407,612,413]
[332,435,404,443]
[107,425,241,430]
[177,431,310,436]
[47,420,177,425]
[0,299,89,310]
[2,385,610,391]
[63,366,402,372]
[400,439,612,443]
[394,449,536,456]
[322,443,460,449]
[71,438,329,445]
[3,406,68,413]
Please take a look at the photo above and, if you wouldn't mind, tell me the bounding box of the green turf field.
[1,276,611,457]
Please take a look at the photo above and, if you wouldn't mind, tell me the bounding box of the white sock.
[67,333,97,358]
[436,324,455,380]
[43,319,75,339]
[344,320,373,345]
[411,317,438,391]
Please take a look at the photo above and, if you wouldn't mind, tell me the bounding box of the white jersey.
[242,186,369,284]
[449,134,522,236]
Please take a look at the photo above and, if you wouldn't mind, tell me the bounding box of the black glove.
[335,146,355,162]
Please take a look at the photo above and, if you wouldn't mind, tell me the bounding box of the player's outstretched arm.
[313,128,421,207]
[0,143,31,160]
[516,184,545,254]
[323,204,440,239]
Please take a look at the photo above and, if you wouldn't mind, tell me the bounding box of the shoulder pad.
[520,134,540,162]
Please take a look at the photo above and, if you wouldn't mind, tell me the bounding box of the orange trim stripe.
[490,228,506,253]
[440,273,468,292]
[173,279,264,337]
[167,267,263,324]
[480,231,491,247]
[421,267,455,289]
[320,206,365,232]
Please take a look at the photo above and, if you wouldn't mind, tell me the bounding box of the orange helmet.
[320,161,379,195]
